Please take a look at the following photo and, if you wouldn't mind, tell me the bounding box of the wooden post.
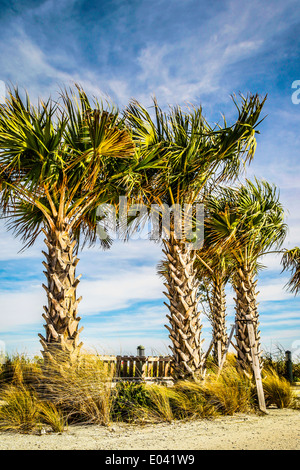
[135,358,142,378]
[153,358,158,378]
[202,338,214,376]
[158,356,164,377]
[122,357,128,378]
[247,321,267,414]
[142,359,147,379]
[285,350,293,383]
[136,345,145,378]
[129,357,134,378]
[116,356,122,377]
[217,324,235,377]
[164,358,170,378]
[204,339,214,361]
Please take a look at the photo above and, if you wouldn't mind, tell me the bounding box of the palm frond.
[205,178,286,270]
[281,247,300,294]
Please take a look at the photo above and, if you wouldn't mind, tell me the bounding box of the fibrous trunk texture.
[212,280,228,365]
[39,227,83,363]
[233,266,261,373]
[162,233,204,380]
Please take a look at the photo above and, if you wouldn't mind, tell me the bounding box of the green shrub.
[112,381,152,422]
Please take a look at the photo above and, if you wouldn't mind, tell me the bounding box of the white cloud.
[0,287,44,330]
[0,26,114,105]
[257,278,291,302]
[223,40,263,59]
[134,0,291,106]
[78,265,164,315]
[0,239,165,331]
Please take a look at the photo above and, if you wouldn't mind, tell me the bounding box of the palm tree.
[125,95,266,380]
[0,86,135,362]
[195,246,233,366]
[206,179,287,373]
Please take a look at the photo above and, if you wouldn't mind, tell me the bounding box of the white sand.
[0,408,299,450]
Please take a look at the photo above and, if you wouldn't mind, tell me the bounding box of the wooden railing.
[99,355,173,381]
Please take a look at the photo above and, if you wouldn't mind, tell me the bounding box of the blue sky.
[0,0,300,359]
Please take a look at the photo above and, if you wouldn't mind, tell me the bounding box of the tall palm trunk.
[39,224,83,362]
[212,279,228,365]
[233,266,261,373]
[162,231,204,380]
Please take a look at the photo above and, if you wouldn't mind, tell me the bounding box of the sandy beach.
[0,408,299,450]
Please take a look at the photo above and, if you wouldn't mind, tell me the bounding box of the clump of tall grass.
[200,364,255,415]
[0,351,115,431]
[0,354,43,389]
[112,382,175,424]
[111,364,253,423]
[38,351,115,426]
[262,345,300,382]
[0,385,65,433]
[172,380,218,419]
[141,384,178,423]
[37,401,66,433]
[0,386,40,433]
[0,354,65,434]
[262,368,295,408]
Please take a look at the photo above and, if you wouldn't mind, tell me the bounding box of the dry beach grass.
[0,353,299,450]
[0,408,299,450]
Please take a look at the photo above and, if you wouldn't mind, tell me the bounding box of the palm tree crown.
[125,95,266,379]
[206,178,287,372]
[0,86,135,361]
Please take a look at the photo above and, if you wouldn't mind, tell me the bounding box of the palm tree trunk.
[39,226,83,363]
[162,231,204,380]
[212,280,228,365]
[233,266,261,373]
